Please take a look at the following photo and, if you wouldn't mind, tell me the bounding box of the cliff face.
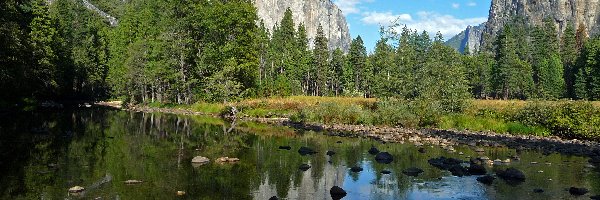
[253,0,352,52]
[446,23,485,54]
[483,0,600,45]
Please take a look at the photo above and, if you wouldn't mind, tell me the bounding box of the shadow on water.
[0,108,599,199]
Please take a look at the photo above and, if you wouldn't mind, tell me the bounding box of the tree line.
[1,0,600,106]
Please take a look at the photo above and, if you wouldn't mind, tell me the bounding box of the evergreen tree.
[313,25,329,96]
[29,0,59,97]
[561,22,578,98]
[330,48,345,96]
[492,24,534,99]
[348,36,367,95]
[574,37,600,100]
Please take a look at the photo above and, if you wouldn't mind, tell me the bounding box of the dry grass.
[236,96,377,111]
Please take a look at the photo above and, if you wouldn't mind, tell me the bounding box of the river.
[0,107,598,199]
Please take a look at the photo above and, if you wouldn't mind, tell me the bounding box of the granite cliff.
[482,0,600,48]
[446,23,485,54]
[253,0,352,52]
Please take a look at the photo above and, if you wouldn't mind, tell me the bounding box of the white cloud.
[452,3,460,9]
[362,11,487,40]
[467,2,477,6]
[333,0,374,15]
[361,11,412,26]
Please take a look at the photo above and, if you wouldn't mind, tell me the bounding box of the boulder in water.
[448,165,467,177]
[350,166,363,172]
[299,164,311,171]
[496,168,526,184]
[402,167,424,177]
[381,170,392,174]
[278,146,292,150]
[326,150,336,156]
[375,152,393,164]
[216,157,240,163]
[533,188,544,193]
[330,186,347,200]
[428,157,464,170]
[124,180,143,184]
[368,147,380,155]
[191,156,210,165]
[468,164,487,175]
[268,196,278,200]
[476,175,495,185]
[68,186,85,193]
[590,195,600,200]
[298,147,317,156]
[176,191,186,196]
[569,187,589,196]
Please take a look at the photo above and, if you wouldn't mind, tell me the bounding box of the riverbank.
[95,99,600,160]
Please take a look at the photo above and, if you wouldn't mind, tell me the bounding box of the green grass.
[438,114,550,136]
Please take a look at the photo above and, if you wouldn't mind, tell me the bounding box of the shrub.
[293,102,372,125]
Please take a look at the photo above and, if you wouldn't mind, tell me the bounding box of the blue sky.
[332,0,491,51]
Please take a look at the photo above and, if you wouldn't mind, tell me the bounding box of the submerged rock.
[496,168,526,184]
[476,175,495,185]
[278,146,292,150]
[381,170,392,174]
[368,147,380,155]
[449,165,468,177]
[299,164,311,171]
[533,188,544,193]
[350,166,363,172]
[402,167,424,177]
[68,186,85,193]
[298,147,317,156]
[191,156,210,165]
[590,195,600,200]
[569,187,589,196]
[216,157,240,163]
[268,196,278,200]
[330,186,347,200]
[124,180,143,184]
[326,150,336,156]
[468,164,487,175]
[375,152,394,164]
[428,157,464,170]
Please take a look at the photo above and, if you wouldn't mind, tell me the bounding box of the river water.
[0,108,598,199]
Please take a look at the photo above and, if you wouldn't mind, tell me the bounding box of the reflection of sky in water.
[341,161,487,200]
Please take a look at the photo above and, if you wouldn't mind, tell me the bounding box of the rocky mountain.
[445,23,485,54]
[482,0,600,48]
[253,0,352,52]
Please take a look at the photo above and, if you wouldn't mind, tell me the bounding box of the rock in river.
[569,187,589,196]
[326,150,336,156]
[330,186,347,200]
[533,188,544,193]
[381,170,392,174]
[278,146,292,150]
[216,157,240,163]
[268,196,278,200]
[124,180,143,184]
[375,152,394,164]
[590,195,600,200]
[191,156,210,165]
[468,164,487,175]
[402,167,424,177]
[476,175,495,185]
[350,166,363,172]
[368,147,380,155]
[68,186,85,193]
[496,168,526,184]
[298,147,317,156]
[299,164,311,171]
[428,157,464,170]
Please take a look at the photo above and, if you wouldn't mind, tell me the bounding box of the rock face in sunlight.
[253,0,352,52]
[445,23,485,54]
[483,0,600,46]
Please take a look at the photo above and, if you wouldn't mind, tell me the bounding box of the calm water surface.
[0,108,598,200]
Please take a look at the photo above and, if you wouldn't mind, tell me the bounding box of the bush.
[513,101,600,140]
[373,98,419,127]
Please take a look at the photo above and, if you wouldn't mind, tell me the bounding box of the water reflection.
[0,108,598,200]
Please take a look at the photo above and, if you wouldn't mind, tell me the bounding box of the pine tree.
[492,24,534,99]
[313,25,329,96]
[330,48,345,96]
[348,36,367,95]
[561,22,578,98]
[29,0,59,96]
[370,36,396,97]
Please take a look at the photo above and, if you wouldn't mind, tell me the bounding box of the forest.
[2,0,600,106]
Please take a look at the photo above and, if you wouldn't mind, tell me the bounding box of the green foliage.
[294,102,372,125]
[513,101,600,139]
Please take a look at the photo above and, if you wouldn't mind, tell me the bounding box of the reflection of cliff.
[252,158,346,199]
